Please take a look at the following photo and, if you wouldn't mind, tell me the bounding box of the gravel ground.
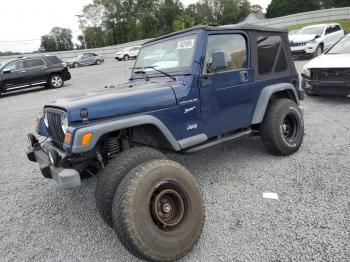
[0,59,349,262]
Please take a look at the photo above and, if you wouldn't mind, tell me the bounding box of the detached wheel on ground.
[112,159,204,262]
[261,98,304,156]
[48,74,64,88]
[95,146,167,226]
[123,54,129,61]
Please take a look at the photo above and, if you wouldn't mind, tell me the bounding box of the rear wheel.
[261,98,304,156]
[112,159,204,262]
[95,147,167,226]
[48,74,64,88]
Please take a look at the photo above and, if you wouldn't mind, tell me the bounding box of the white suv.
[289,23,344,58]
[114,46,141,61]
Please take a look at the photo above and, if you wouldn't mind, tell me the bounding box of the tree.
[266,0,320,18]
[251,4,263,13]
[40,35,57,52]
[321,0,350,8]
[40,27,73,52]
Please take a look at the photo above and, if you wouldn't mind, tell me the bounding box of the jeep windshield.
[134,34,197,75]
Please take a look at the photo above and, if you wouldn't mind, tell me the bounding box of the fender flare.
[68,115,181,153]
[251,83,299,125]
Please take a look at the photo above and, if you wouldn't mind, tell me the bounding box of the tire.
[95,147,167,226]
[115,57,121,61]
[123,54,129,61]
[48,74,64,88]
[96,59,102,65]
[112,159,204,262]
[305,90,316,96]
[73,62,79,68]
[313,45,323,58]
[260,98,304,156]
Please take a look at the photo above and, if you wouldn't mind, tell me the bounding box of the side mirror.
[315,35,321,39]
[3,69,11,74]
[212,51,226,71]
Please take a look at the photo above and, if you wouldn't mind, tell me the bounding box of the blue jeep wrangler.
[26,24,304,261]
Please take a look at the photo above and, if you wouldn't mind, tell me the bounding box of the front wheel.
[96,59,102,65]
[73,62,79,68]
[112,159,204,261]
[314,45,323,58]
[48,74,64,88]
[123,54,129,61]
[261,99,304,156]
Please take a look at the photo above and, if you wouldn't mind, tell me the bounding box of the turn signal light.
[64,131,72,144]
[81,132,93,146]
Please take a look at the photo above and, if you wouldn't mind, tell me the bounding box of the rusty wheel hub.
[151,188,185,228]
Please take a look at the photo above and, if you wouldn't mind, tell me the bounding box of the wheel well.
[48,72,62,79]
[97,124,174,154]
[269,90,297,104]
[319,42,324,50]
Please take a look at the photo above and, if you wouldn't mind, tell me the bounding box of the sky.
[0,0,271,53]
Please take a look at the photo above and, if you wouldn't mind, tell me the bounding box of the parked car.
[67,53,104,68]
[26,24,304,262]
[114,45,141,61]
[302,34,350,96]
[289,23,344,58]
[0,55,70,96]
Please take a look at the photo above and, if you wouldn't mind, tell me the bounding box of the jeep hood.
[306,54,350,69]
[289,34,318,43]
[45,82,177,121]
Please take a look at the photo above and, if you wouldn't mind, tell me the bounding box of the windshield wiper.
[134,66,176,81]
[133,69,149,81]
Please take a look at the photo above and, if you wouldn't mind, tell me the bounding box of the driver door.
[200,33,254,135]
[1,60,29,89]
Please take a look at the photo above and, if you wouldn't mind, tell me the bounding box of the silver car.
[67,53,104,68]
[115,46,141,61]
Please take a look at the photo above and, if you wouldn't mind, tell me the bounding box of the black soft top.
[145,24,287,45]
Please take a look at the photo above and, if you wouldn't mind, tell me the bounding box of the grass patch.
[288,19,350,32]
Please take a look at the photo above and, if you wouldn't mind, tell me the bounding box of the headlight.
[307,40,316,45]
[302,64,311,78]
[61,114,69,134]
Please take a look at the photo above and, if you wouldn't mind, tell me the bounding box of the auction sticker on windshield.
[177,39,195,49]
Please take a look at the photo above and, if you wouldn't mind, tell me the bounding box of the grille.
[317,68,350,81]
[290,42,306,47]
[46,109,65,148]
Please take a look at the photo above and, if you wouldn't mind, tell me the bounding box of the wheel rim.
[317,47,322,56]
[151,185,186,230]
[97,60,101,65]
[51,76,62,87]
[282,114,299,143]
[74,63,78,68]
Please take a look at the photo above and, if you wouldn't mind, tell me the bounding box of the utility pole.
[76,14,87,49]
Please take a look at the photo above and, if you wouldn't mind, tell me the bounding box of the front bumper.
[291,45,316,57]
[302,78,350,95]
[26,137,81,190]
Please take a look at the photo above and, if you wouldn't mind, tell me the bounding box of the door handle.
[19,70,26,73]
[240,71,248,82]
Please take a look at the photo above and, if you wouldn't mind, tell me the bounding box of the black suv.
[0,55,71,96]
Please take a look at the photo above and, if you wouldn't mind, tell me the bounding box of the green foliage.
[79,0,254,47]
[40,27,74,52]
[266,0,320,18]
[321,0,350,8]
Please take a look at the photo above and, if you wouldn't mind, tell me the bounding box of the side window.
[334,25,341,32]
[257,35,283,75]
[275,49,287,73]
[24,59,45,68]
[204,34,247,74]
[3,61,24,71]
[326,26,333,35]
